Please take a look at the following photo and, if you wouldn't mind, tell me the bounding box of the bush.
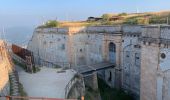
[124,18,138,25]
[118,13,127,16]
[102,14,112,22]
[44,20,60,27]
[137,18,149,25]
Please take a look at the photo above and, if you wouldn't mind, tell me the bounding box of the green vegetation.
[101,14,113,25]
[18,83,28,99]
[13,59,40,73]
[123,17,149,25]
[45,20,60,27]
[85,86,100,100]
[38,20,60,28]
[33,66,41,73]
[13,59,27,70]
[38,11,170,27]
[102,14,112,21]
[118,13,127,16]
[98,78,133,100]
[149,15,170,24]
[10,76,27,100]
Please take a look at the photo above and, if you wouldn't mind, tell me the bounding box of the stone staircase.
[9,71,20,96]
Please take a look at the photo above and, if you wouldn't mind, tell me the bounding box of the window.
[126,51,130,58]
[61,44,65,50]
[80,49,82,52]
[109,42,116,52]
[135,53,140,66]
[161,53,166,59]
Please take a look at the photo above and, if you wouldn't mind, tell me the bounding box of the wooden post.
[6,96,10,100]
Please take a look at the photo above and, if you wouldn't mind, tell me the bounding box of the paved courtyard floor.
[16,66,76,98]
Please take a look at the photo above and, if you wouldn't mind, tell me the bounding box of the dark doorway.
[109,42,116,63]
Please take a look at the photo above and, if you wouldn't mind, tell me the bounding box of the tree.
[102,14,112,22]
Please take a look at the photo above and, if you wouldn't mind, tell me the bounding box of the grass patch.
[18,83,27,97]
[98,78,134,100]
[13,59,27,70]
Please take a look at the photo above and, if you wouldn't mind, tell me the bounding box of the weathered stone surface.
[0,40,13,97]
[28,25,170,100]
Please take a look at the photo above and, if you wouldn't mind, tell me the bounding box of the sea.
[2,27,34,48]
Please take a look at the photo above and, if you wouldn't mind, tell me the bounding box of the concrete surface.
[16,66,75,98]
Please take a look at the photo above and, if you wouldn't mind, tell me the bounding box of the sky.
[0,0,170,45]
[0,0,170,27]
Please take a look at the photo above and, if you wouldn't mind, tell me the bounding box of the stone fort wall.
[0,40,13,97]
[28,25,170,100]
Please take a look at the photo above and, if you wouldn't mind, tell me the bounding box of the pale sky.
[0,0,170,28]
[0,0,170,45]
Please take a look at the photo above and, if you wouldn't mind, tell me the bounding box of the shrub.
[102,14,112,22]
[118,13,127,16]
[44,20,60,27]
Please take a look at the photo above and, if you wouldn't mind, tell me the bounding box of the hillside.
[38,11,170,28]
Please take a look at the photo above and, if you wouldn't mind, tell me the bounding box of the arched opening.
[109,42,116,63]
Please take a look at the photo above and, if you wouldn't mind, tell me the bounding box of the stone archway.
[109,42,116,63]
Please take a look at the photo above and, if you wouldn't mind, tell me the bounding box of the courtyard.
[16,66,76,98]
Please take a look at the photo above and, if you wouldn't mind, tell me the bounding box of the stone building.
[0,40,13,96]
[121,25,142,98]
[140,25,170,100]
[28,25,170,100]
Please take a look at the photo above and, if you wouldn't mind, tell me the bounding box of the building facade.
[28,25,170,100]
[140,26,170,100]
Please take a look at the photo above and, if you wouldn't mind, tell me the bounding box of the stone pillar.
[84,72,99,91]
[92,72,98,91]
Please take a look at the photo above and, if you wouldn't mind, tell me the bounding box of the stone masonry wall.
[0,40,13,96]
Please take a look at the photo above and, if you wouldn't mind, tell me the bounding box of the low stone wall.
[0,82,10,96]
